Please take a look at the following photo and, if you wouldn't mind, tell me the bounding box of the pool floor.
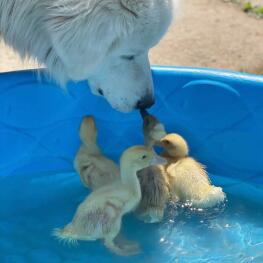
[0,172,263,263]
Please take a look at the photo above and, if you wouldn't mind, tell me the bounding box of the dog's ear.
[45,1,133,81]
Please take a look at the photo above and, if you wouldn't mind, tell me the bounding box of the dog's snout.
[136,95,155,110]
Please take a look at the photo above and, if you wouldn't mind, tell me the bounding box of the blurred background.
[0,0,263,74]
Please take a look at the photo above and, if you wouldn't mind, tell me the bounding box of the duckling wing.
[70,184,127,239]
[167,158,210,182]
[167,157,211,201]
[71,203,122,239]
[88,180,138,212]
[75,153,120,189]
[138,165,170,208]
[89,155,120,186]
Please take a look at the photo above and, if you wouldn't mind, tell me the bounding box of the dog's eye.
[121,55,135,61]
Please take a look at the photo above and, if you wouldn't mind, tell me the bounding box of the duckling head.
[80,116,97,145]
[160,133,189,159]
[120,146,166,175]
[140,109,166,147]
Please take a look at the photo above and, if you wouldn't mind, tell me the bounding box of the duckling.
[74,116,119,190]
[135,110,171,223]
[159,134,226,208]
[54,146,165,256]
[140,109,167,147]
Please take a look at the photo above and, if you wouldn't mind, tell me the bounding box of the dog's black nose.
[136,96,155,110]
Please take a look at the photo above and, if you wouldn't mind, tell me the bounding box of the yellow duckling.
[74,116,119,190]
[135,110,171,223]
[54,146,165,256]
[159,134,226,208]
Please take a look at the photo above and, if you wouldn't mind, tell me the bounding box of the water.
[0,172,262,263]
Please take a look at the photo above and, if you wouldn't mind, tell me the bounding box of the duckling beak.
[154,140,164,147]
[139,109,150,119]
[150,154,167,166]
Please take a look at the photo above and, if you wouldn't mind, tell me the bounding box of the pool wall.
[0,67,263,190]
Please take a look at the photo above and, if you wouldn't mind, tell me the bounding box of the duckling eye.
[142,155,147,159]
[164,140,170,145]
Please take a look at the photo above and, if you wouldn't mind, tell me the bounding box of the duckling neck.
[161,151,184,164]
[144,137,154,148]
[120,164,141,199]
[83,142,101,155]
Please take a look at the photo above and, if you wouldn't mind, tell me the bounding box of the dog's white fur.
[0,0,177,112]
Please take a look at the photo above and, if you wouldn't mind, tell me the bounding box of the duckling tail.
[202,186,226,208]
[52,225,79,246]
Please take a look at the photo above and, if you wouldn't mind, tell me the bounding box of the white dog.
[0,0,178,112]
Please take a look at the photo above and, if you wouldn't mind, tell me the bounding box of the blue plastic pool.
[0,67,263,263]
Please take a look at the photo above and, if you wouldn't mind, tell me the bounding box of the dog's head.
[47,0,176,112]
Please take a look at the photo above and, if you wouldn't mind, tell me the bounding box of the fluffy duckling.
[74,116,119,190]
[159,134,226,208]
[135,110,171,223]
[54,146,165,256]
